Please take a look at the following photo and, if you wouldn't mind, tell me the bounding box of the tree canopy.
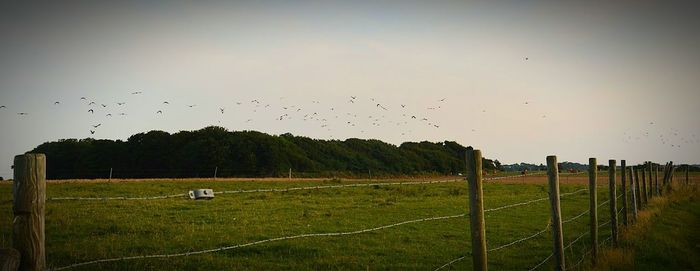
[31,126,500,179]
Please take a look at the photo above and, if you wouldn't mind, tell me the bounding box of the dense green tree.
[30,126,500,179]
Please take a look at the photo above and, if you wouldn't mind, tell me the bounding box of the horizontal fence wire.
[47,172,572,201]
[433,255,468,271]
[484,188,587,213]
[567,231,615,271]
[49,176,587,271]
[50,213,467,271]
[432,189,590,270]
[529,218,614,271]
[488,223,551,252]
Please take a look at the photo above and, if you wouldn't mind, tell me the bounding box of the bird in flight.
[88,102,96,105]
[187,104,196,108]
[131,91,142,95]
[0,105,5,109]
[219,108,225,114]
[101,104,107,108]
[88,109,94,114]
[17,112,28,115]
[376,104,387,110]
[525,57,529,60]
[117,102,126,106]
[54,101,60,105]
[90,130,95,134]
[106,114,112,117]
[119,113,127,116]
[80,97,87,100]
[411,116,416,119]
[524,101,529,105]
[92,123,101,128]
[156,110,163,114]
[163,101,170,104]
[439,98,446,102]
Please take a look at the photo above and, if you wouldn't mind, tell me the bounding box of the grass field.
[1,173,682,271]
[592,182,700,271]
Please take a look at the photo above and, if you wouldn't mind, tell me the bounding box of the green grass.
[590,183,700,271]
[0,178,618,271]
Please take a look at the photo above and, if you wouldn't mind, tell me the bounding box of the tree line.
[30,126,502,179]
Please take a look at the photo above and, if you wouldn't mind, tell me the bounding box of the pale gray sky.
[1,1,699,179]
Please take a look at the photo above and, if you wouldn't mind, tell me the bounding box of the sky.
[1,1,699,179]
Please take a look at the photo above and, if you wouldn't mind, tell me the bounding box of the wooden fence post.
[629,167,638,223]
[547,155,566,271]
[634,167,642,210]
[620,160,628,226]
[646,162,652,199]
[686,165,690,185]
[640,167,647,206]
[655,164,660,196]
[588,158,598,265]
[466,147,487,271]
[608,160,618,246]
[0,248,20,271]
[12,154,46,271]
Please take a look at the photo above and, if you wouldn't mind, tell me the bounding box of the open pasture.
[1,175,625,270]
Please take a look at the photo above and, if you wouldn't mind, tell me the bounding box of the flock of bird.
[0,90,697,150]
[0,91,457,138]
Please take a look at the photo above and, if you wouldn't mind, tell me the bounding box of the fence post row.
[12,154,47,271]
[620,160,628,226]
[588,158,598,265]
[547,155,566,271]
[608,160,618,247]
[466,147,487,271]
[630,167,638,223]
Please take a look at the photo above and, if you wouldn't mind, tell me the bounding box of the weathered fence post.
[109,167,113,182]
[214,166,218,179]
[608,160,618,246]
[0,248,20,271]
[629,167,638,223]
[547,155,565,271]
[12,154,46,271]
[640,167,647,206]
[634,167,642,210]
[588,158,598,265]
[686,165,690,185]
[620,160,628,226]
[289,168,292,180]
[655,164,660,196]
[646,162,653,199]
[466,147,487,271]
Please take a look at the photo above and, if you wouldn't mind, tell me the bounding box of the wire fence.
[47,180,591,271]
[5,157,668,271]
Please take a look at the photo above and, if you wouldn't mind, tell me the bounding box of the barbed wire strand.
[433,255,468,271]
[49,212,466,271]
[48,172,576,201]
[434,198,595,271]
[484,188,587,213]
[488,224,551,252]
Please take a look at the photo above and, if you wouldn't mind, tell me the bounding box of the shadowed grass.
[586,183,700,271]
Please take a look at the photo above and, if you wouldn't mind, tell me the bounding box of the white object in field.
[189,189,214,200]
